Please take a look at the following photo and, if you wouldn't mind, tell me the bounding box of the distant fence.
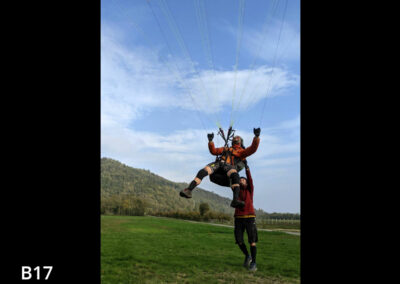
[101,206,301,226]
[259,219,300,225]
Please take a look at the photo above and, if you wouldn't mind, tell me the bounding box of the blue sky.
[101,0,300,213]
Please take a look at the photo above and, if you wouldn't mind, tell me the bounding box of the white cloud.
[276,115,300,129]
[101,21,300,212]
[102,118,299,179]
[181,66,299,114]
[243,18,300,63]
[218,12,300,65]
[255,156,300,168]
[101,115,300,212]
[101,23,299,128]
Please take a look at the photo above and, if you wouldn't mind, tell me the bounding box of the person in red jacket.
[180,128,260,208]
[234,163,258,271]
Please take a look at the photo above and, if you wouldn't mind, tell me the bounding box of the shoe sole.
[248,265,257,272]
[179,191,192,198]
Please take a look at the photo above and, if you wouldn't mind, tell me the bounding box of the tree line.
[101,157,301,221]
[101,194,300,222]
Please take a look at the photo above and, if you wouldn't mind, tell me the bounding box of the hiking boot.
[248,261,257,272]
[243,255,252,268]
[230,199,245,208]
[231,186,245,208]
[179,188,192,198]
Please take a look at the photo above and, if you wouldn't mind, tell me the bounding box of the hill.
[101,157,234,214]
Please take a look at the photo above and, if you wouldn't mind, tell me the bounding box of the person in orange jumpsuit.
[180,128,260,208]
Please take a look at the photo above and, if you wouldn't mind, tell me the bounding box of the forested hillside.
[101,157,300,222]
[101,157,234,214]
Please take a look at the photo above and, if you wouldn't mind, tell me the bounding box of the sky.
[101,0,300,213]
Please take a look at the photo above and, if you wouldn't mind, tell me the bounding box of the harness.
[210,127,247,187]
[216,127,234,163]
[216,127,246,170]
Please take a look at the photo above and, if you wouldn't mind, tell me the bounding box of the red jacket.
[234,167,255,217]
[208,137,260,166]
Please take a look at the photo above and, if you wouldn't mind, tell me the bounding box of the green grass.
[101,215,300,284]
[257,221,300,231]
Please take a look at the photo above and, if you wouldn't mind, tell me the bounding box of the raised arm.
[241,130,260,158]
[207,132,224,156]
[208,142,224,156]
[245,166,254,193]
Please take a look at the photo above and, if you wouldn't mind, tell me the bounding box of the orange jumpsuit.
[208,137,260,166]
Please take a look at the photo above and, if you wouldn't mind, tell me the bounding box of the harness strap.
[220,147,235,166]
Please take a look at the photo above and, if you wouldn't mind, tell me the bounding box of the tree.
[199,202,210,216]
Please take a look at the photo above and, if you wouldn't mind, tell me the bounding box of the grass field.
[101,215,300,284]
[257,220,300,231]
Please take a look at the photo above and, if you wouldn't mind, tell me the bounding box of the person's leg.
[180,162,217,198]
[250,243,257,264]
[246,218,258,271]
[227,168,245,208]
[235,218,252,267]
[188,166,212,190]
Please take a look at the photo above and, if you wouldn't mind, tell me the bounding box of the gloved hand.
[207,133,214,142]
[253,128,261,137]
